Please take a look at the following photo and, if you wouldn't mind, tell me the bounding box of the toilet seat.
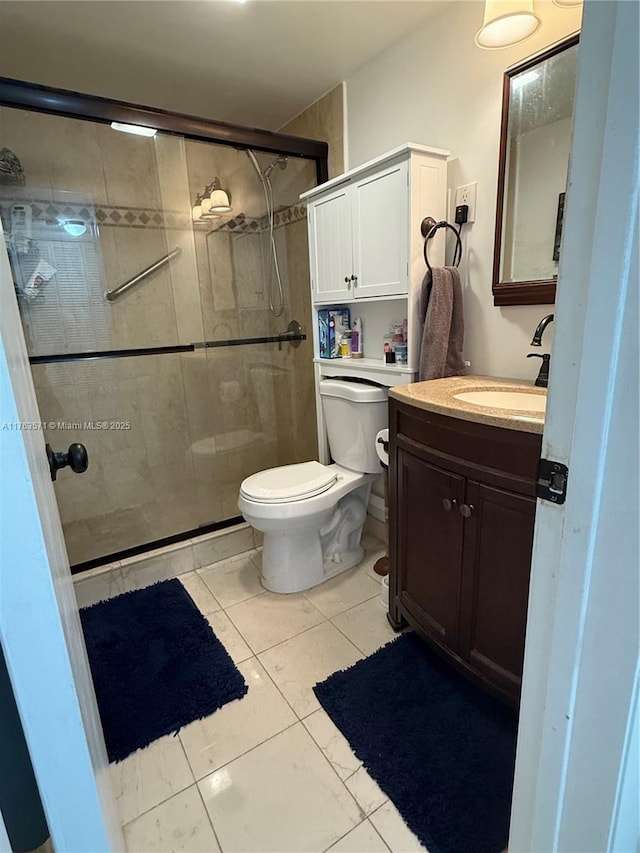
[240,461,337,504]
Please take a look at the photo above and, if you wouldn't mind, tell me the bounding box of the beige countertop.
[389,374,546,435]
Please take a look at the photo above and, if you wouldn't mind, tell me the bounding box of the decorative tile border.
[0,197,307,235]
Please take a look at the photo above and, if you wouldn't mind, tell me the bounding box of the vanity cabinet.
[389,396,542,706]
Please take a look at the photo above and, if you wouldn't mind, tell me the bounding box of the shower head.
[246,149,287,182]
[263,156,288,179]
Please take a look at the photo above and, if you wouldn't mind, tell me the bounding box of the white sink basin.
[453,389,546,414]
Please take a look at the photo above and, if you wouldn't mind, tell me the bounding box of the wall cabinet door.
[458,480,536,696]
[352,161,409,299]
[308,186,353,303]
[396,448,465,650]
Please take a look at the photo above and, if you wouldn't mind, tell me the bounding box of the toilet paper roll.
[375,428,389,467]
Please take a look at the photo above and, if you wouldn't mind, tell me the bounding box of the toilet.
[238,378,388,593]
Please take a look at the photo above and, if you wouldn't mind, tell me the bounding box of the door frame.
[0,221,123,850]
[510,0,639,848]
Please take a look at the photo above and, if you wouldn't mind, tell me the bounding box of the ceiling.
[0,0,449,131]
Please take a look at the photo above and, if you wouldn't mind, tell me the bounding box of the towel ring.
[421,217,462,272]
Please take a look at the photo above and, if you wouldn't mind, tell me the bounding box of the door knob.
[46,443,88,482]
[442,498,458,512]
[459,503,474,518]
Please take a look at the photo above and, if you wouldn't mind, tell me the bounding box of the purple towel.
[418,266,465,381]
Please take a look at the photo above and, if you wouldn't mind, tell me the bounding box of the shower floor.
[84,530,424,852]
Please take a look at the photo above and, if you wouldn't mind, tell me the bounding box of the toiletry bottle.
[351,317,363,358]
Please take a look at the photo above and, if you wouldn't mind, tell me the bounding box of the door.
[0,224,122,850]
[352,160,408,298]
[510,1,639,849]
[396,447,465,649]
[458,481,536,699]
[308,184,353,303]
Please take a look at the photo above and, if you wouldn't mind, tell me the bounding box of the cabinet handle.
[351,275,358,287]
[442,498,458,512]
[459,504,474,518]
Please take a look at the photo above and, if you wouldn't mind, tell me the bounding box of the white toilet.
[238,378,388,593]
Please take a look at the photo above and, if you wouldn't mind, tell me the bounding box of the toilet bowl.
[238,379,388,593]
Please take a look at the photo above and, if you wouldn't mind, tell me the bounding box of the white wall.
[345,0,582,380]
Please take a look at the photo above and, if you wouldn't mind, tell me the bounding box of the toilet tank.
[319,379,388,474]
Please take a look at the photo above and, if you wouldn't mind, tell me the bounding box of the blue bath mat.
[80,578,248,762]
[314,633,518,853]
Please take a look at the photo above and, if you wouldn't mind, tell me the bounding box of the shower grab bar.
[105,247,182,302]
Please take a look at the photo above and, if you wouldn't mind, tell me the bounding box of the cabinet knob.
[459,503,474,518]
[442,498,458,512]
[351,275,358,287]
[344,276,350,284]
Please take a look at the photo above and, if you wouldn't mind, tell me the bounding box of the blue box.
[318,307,350,358]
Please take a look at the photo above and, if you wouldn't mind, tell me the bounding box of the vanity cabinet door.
[352,160,409,298]
[396,447,465,650]
[308,185,353,303]
[458,480,536,698]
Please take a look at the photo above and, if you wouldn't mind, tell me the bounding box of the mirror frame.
[492,33,580,307]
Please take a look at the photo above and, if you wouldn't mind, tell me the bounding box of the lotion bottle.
[351,317,363,358]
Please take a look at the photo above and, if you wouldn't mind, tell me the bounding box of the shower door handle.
[46,443,89,482]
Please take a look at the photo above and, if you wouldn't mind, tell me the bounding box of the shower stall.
[0,79,327,571]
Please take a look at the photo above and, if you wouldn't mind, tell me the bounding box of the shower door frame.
[0,77,328,572]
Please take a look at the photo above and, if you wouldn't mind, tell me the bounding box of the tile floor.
[108,534,426,852]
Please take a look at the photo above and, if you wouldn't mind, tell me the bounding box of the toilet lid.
[240,461,337,504]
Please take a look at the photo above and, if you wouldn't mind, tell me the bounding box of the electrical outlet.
[454,182,477,223]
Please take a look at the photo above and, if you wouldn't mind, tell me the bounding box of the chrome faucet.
[530,313,554,346]
[527,314,554,388]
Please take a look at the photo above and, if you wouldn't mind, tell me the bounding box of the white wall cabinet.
[308,160,410,302]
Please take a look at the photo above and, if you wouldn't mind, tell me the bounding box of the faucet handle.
[527,353,551,388]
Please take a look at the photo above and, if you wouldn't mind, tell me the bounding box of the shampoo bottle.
[351,317,363,358]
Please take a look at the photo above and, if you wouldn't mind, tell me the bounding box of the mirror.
[492,34,579,306]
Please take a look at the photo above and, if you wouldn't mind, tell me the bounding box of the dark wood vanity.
[388,381,543,707]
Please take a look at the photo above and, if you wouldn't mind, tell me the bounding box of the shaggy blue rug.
[314,633,518,853]
[81,579,247,763]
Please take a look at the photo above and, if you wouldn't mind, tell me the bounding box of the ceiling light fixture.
[62,220,87,237]
[512,69,541,89]
[110,122,157,138]
[475,0,541,50]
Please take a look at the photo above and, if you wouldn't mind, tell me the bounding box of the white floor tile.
[303,564,381,618]
[303,708,361,781]
[179,658,296,780]
[205,610,252,664]
[198,723,363,852]
[122,785,220,852]
[225,590,325,654]
[369,801,427,852]
[259,621,363,719]
[359,546,388,583]
[326,820,390,853]
[179,572,221,617]
[111,734,194,826]
[332,597,398,656]
[345,766,389,815]
[198,551,263,609]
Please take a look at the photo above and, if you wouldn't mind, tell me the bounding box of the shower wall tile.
[280,83,344,180]
[0,108,109,201]
[120,541,195,593]
[206,231,235,316]
[192,523,255,570]
[74,563,124,608]
[97,124,162,209]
